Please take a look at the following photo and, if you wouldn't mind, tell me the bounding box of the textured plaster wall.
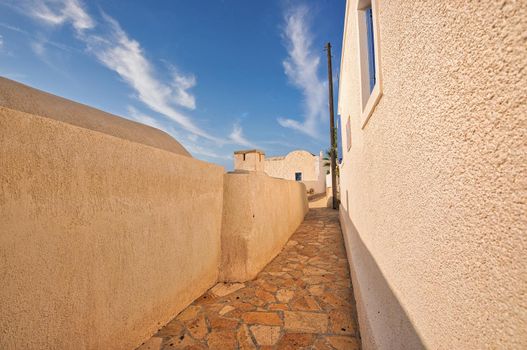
[220,172,308,282]
[234,151,265,172]
[0,107,224,350]
[265,150,326,193]
[338,0,526,349]
[0,77,190,157]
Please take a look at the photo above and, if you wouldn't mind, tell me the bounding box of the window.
[357,0,382,128]
[346,116,352,151]
[295,172,302,181]
[365,7,376,93]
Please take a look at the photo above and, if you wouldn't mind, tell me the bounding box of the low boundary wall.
[0,107,224,350]
[220,171,308,282]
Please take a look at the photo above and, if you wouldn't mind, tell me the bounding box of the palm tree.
[323,147,339,177]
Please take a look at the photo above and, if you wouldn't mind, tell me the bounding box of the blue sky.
[0,0,345,169]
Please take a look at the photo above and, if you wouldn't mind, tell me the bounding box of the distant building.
[233,149,266,172]
[264,150,328,194]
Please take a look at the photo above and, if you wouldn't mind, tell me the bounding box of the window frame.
[356,0,383,129]
[346,116,352,151]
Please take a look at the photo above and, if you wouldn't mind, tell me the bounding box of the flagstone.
[242,311,282,326]
[176,305,201,322]
[255,289,276,303]
[276,333,316,349]
[155,320,185,338]
[329,309,356,335]
[207,314,239,329]
[162,333,204,349]
[210,282,245,297]
[249,325,281,346]
[258,280,278,293]
[276,289,295,303]
[290,295,321,311]
[325,335,360,350]
[237,324,256,350]
[268,303,289,311]
[186,314,208,339]
[283,311,328,333]
[218,305,235,316]
[206,329,237,349]
[312,338,333,350]
[308,284,326,296]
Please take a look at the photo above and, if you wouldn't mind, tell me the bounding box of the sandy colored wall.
[0,106,224,350]
[265,150,326,194]
[0,77,191,157]
[302,180,325,194]
[220,171,308,282]
[338,1,526,349]
[265,150,318,181]
[234,151,266,172]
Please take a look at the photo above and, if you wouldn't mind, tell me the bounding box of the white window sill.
[361,83,382,129]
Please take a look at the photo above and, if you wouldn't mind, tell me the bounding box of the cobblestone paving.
[138,208,360,350]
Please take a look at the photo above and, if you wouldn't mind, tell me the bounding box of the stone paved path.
[138,208,360,350]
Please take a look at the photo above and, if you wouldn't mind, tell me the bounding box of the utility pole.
[325,42,338,210]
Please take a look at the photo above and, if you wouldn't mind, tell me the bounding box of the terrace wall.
[220,171,309,282]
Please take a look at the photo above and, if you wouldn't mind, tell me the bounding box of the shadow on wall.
[326,196,334,208]
[340,207,426,350]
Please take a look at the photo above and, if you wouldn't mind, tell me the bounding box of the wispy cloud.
[30,40,45,56]
[127,106,230,161]
[169,67,197,110]
[229,122,258,148]
[12,0,221,143]
[184,144,231,160]
[0,35,4,50]
[127,106,166,131]
[0,22,29,34]
[8,0,283,163]
[278,5,326,139]
[83,13,219,141]
[16,0,94,33]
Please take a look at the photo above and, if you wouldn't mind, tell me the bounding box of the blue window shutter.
[365,7,376,93]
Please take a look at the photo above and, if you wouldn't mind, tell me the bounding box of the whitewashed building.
[264,150,328,194]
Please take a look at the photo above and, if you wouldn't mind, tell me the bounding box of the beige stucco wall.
[0,77,191,157]
[220,171,308,282]
[265,150,326,193]
[338,1,526,349]
[0,107,224,350]
[233,150,266,172]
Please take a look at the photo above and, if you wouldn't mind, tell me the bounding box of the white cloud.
[83,14,221,141]
[170,69,196,110]
[184,144,231,160]
[20,0,94,32]
[278,5,326,139]
[30,40,45,56]
[229,122,258,148]
[127,106,231,161]
[13,0,221,142]
[0,35,4,50]
[127,106,167,131]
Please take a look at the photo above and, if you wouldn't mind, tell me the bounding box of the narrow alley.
[139,207,360,350]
